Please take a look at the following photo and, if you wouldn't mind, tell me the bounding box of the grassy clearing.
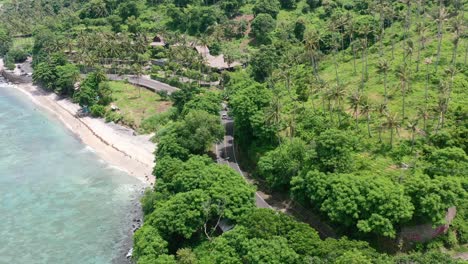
[12,37,33,50]
[107,81,172,129]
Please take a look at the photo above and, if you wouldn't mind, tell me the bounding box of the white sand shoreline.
[1,61,155,185]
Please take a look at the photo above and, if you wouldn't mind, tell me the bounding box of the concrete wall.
[400,207,457,243]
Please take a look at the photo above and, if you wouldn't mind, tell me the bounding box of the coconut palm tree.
[345,16,359,75]
[423,57,433,108]
[431,5,448,73]
[449,16,464,65]
[360,99,373,138]
[325,85,346,126]
[415,22,428,72]
[407,118,419,151]
[357,23,373,86]
[359,38,368,89]
[396,64,409,120]
[377,102,388,142]
[132,62,144,98]
[435,93,448,132]
[348,92,363,130]
[417,107,430,133]
[400,0,412,58]
[303,29,322,81]
[376,59,390,103]
[265,93,283,141]
[328,20,342,86]
[384,113,400,147]
[377,0,387,57]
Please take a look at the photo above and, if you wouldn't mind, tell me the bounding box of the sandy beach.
[0,60,155,185]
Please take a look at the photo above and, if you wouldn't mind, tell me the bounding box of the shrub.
[90,105,106,118]
[5,60,15,70]
[7,48,28,63]
[156,90,169,100]
[104,111,123,123]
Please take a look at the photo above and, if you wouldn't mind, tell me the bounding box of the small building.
[150,35,166,47]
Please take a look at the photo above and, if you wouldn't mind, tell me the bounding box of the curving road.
[215,107,337,238]
[216,109,272,209]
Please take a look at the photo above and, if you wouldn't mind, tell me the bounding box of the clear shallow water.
[0,85,143,264]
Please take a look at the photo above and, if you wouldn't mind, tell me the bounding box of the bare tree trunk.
[390,128,394,147]
[367,114,372,137]
[384,72,388,103]
[333,50,340,86]
[352,42,357,74]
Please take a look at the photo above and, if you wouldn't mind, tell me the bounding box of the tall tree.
[431,5,448,73]
[449,16,464,65]
[303,29,322,81]
[415,21,428,72]
[396,65,409,120]
[376,59,390,103]
[348,92,362,130]
[360,99,373,138]
[383,113,400,147]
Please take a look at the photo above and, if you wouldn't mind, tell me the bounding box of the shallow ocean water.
[0,85,143,264]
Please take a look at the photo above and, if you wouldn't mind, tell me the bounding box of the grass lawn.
[107,81,172,129]
[12,37,33,50]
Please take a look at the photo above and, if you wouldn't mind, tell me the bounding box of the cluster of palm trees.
[65,31,149,73]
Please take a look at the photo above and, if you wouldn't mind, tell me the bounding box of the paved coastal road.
[216,109,272,209]
[215,108,337,238]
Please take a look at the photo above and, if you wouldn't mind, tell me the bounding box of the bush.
[5,60,15,70]
[157,90,169,100]
[104,111,123,123]
[90,105,106,118]
[7,48,28,63]
[140,112,172,133]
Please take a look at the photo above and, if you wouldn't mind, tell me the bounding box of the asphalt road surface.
[216,109,272,209]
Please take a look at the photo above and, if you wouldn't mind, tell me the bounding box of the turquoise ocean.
[0,84,143,264]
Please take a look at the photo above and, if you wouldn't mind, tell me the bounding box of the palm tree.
[265,94,283,140]
[377,0,387,57]
[390,31,399,60]
[423,57,433,108]
[396,65,409,120]
[358,23,373,86]
[407,118,419,151]
[435,93,448,132]
[400,0,412,58]
[376,59,390,103]
[360,38,368,88]
[348,92,362,130]
[303,29,322,81]
[417,107,430,133]
[132,62,144,98]
[444,66,457,118]
[431,5,448,73]
[328,20,341,86]
[377,103,388,142]
[404,40,414,93]
[360,99,373,138]
[345,17,358,75]
[449,16,464,65]
[331,33,341,86]
[383,113,400,147]
[325,85,346,126]
[415,22,428,72]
